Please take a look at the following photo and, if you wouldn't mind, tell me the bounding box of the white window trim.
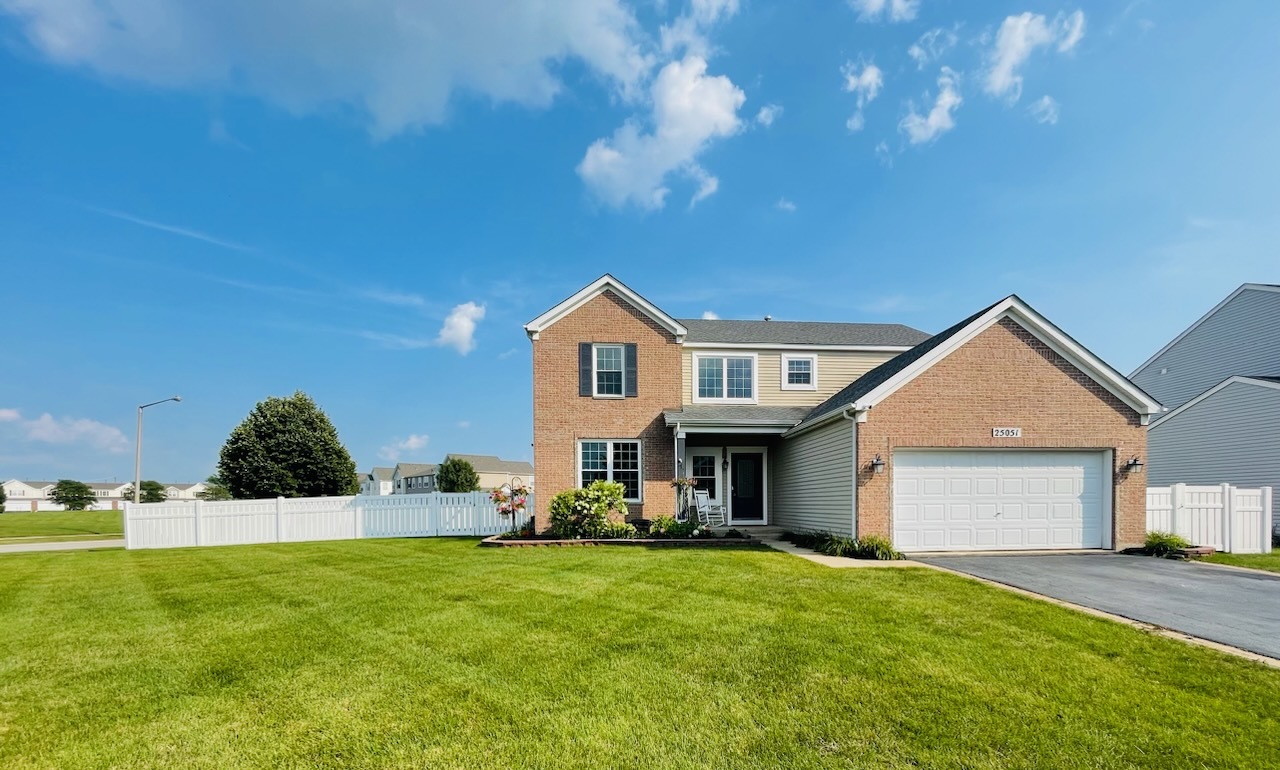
[577,439,644,503]
[592,343,625,399]
[692,352,759,404]
[780,354,818,391]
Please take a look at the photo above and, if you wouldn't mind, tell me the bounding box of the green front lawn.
[0,509,122,541]
[1205,549,1280,574]
[1,540,1277,769]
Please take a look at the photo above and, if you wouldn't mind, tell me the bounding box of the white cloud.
[701,310,721,319]
[578,55,745,210]
[755,103,783,127]
[378,434,429,462]
[2,410,130,454]
[874,141,893,166]
[1028,95,1060,124]
[985,10,1086,102]
[1,0,654,139]
[497,347,520,360]
[908,27,958,70]
[848,0,919,23]
[457,421,471,429]
[435,302,486,355]
[209,118,250,151]
[841,60,883,133]
[775,198,796,212]
[900,66,962,145]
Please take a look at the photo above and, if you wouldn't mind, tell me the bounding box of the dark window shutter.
[579,343,593,397]
[624,343,638,397]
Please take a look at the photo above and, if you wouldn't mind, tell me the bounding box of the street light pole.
[134,396,182,504]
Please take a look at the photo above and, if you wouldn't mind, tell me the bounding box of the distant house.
[391,463,438,494]
[1131,283,1280,501]
[1,479,204,510]
[360,467,395,496]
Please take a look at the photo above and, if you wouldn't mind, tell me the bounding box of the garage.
[892,449,1110,552]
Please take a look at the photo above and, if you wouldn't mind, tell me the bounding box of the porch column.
[674,429,686,515]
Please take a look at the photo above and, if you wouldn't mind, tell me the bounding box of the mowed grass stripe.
[0,539,1277,769]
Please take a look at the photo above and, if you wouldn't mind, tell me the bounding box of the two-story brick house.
[527,275,1163,552]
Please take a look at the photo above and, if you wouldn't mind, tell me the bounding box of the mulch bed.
[480,534,763,548]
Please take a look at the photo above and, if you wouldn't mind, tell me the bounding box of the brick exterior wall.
[531,290,681,530]
[854,318,1148,549]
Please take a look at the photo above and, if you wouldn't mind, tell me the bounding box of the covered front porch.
[664,406,810,527]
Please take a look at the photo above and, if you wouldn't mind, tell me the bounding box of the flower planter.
[479,533,763,548]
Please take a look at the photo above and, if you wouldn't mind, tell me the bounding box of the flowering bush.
[548,480,629,538]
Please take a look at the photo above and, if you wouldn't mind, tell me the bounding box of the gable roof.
[524,274,687,341]
[445,454,534,475]
[369,467,395,481]
[787,295,1164,436]
[1131,283,1280,378]
[678,319,929,348]
[393,463,437,478]
[1149,375,1280,428]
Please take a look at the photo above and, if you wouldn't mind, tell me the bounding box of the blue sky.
[1,1,1277,483]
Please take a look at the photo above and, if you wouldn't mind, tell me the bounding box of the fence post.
[276,497,285,542]
[1264,487,1274,555]
[193,499,203,547]
[123,501,131,549]
[1221,483,1233,553]
[354,495,365,540]
[1170,483,1184,539]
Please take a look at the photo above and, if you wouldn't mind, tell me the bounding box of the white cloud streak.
[88,207,253,252]
[900,67,962,145]
[775,198,796,212]
[701,310,720,319]
[908,26,958,70]
[1028,95,1060,124]
[755,103,782,127]
[985,10,1086,101]
[841,60,883,133]
[848,0,919,23]
[0,409,129,453]
[378,433,429,462]
[2,0,654,139]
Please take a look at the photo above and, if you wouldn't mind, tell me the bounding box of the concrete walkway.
[0,539,124,554]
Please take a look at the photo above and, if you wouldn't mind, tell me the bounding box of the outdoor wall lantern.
[1124,456,1144,473]
[722,447,729,473]
[869,454,886,474]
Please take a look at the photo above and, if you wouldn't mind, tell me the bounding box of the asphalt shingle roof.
[445,454,534,475]
[663,405,813,427]
[802,298,1006,424]
[677,319,930,347]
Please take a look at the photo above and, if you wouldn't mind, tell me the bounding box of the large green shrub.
[548,481,629,538]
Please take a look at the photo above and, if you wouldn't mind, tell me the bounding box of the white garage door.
[893,450,1107,552]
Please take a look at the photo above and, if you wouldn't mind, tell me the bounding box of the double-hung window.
[781,354,817,390]
[694,353,757,403]
[594,344,624,398]
[578,440,642,501]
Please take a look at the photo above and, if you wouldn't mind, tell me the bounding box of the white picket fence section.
[1146,484,1273,553]
[124,492,517,550]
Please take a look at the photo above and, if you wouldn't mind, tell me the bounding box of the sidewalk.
[0,539,125,554]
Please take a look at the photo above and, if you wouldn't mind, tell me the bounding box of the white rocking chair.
[692,490,727,529]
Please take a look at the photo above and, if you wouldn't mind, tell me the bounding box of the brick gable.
[531,290,682,529]
[855,317,1148,547]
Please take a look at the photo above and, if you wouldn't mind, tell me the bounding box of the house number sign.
[992,427,1022,438]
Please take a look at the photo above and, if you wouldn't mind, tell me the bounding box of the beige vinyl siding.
[771,419,854,536]
[683,349,898,407]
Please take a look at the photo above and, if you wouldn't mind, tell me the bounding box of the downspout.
[841,408,860,538]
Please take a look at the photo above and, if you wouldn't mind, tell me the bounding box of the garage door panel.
[894,450,1106,552]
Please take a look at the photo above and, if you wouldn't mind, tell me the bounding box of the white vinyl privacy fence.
[1147,484,1273,554]
[124,492,521,550]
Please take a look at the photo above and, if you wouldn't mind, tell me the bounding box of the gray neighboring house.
[392,463,439,494]
[1131,283,1280,511]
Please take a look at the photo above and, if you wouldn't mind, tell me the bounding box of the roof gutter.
[783,403,870,439]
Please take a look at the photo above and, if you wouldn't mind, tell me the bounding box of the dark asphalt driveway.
[916,553,1280,659]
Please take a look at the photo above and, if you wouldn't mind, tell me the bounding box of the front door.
[730,451,765,524]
